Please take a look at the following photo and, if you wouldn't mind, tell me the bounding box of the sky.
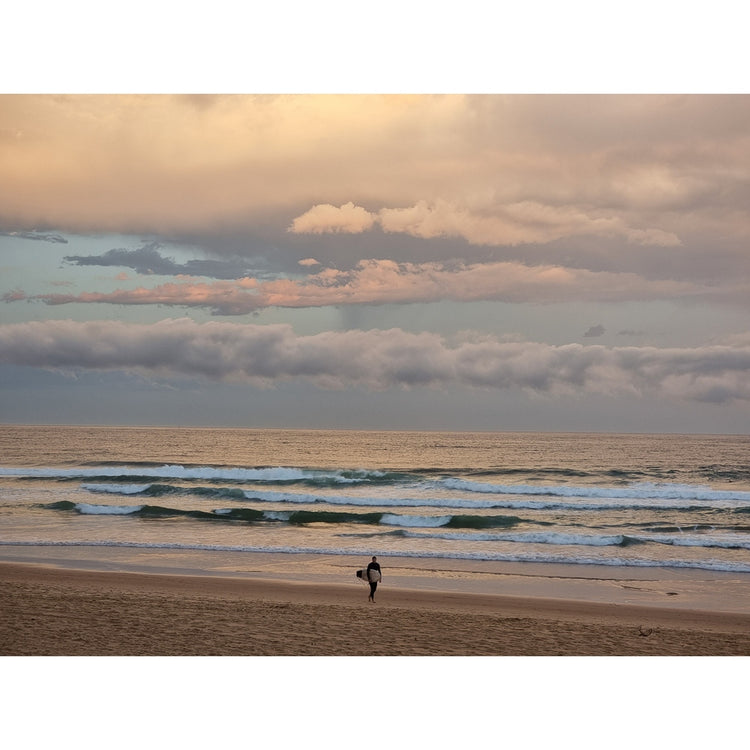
[1,9,749,433]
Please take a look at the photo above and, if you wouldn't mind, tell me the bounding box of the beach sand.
[2,561,749,656]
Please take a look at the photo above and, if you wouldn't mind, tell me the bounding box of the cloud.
[6,257,727,315]
[3,94,748,312]
[2,95,748,261]
[289,202,376,234]
[2,289,26,302]
[1,319,749,403]
[0,230,67,243]
[288,199,682,247]
[63,241,264,280]
[23,278,263,316]
[584,324,606,338]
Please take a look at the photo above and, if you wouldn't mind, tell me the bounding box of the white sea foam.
[261,511,293,521]
[75,503,143,515]
[380,513,453,528]
[245,489,748,512]
[397,529,750,551]
[0,464,379,483]
[242,489,498,509]
[641,533,750,550]
[401,530,626,546]
[82,483,152,495]
[439,478,750,505]
[244,489,340,505]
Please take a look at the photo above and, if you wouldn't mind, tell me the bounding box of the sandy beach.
[2,560,749,656]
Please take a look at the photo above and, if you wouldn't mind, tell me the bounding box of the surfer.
[367,556,382,602]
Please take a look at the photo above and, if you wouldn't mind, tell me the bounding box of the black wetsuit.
[366,561,381,600]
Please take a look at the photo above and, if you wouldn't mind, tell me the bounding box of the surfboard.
[356,568,381,583]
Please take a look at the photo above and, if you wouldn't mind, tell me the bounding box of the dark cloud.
[2,319,749,404]
[584,324,606,338]
[63,241,267,280]
[0,230,68,244]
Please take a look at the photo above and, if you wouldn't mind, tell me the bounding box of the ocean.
[2,425,750,582]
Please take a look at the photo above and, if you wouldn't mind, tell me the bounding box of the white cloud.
[288,202,376,234]
[289,199,682,247]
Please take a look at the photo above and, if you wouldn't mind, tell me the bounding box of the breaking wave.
[40,500,750,551]
[73,480,750,513]
[43,500,529,530]
[439,478,750,505]
[0,464,411,486]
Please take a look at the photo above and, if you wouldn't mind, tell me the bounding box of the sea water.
[2,425,750,580]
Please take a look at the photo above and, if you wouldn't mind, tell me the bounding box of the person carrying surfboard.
[366,556,382,602]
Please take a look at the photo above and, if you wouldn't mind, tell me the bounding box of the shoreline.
[2,544,750,610]
[3,559,750,655]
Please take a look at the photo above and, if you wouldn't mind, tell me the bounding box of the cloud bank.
[289,200,682,247]
[7,257,728,315]
[2,95,748,255]
[1,319,749,404]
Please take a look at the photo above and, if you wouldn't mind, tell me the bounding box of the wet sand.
[2,561,749,655]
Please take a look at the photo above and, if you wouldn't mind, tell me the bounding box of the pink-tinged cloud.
[7,258,721,315]
[2,289,27,302]
[1,318,750,403]
[30,278,262,316]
